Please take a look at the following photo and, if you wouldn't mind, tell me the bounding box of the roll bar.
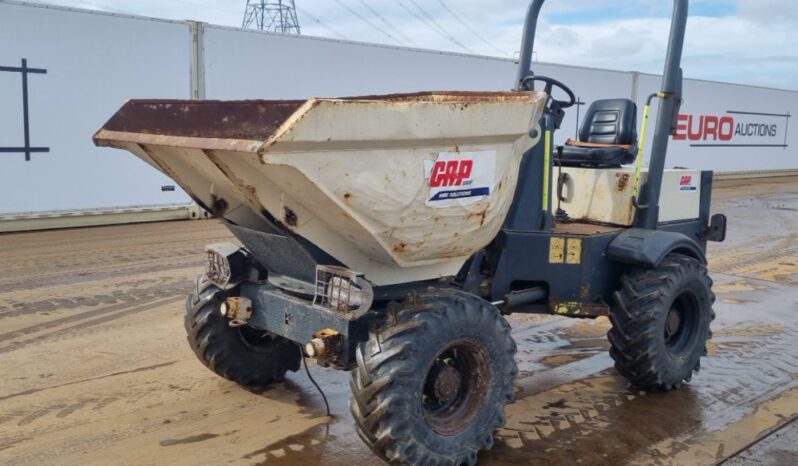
[637,0,688,229]
[515,0,545,91]
[515,0,689,229]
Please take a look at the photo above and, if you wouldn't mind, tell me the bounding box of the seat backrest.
[579,99,637,146]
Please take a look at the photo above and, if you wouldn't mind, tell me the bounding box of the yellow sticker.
[566,238,582,264]
[549,237,565,264]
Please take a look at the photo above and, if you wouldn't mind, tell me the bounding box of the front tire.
[608,254,715,390]
[349,289,517,466]
[184,280,300,388]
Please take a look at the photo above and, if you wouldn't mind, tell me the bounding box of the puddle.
[539,353,595,367]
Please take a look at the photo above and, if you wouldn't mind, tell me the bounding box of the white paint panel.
[635,74,797,172]
[560,167,701,226]
[0,1,192,213]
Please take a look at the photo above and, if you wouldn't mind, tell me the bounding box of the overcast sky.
[26,0,797,91]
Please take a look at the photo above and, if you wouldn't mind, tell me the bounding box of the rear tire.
[608,254,715,390]
[349,289,517,466]
[184,279,300,388]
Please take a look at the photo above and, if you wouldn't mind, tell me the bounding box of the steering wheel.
[521,75,577,109]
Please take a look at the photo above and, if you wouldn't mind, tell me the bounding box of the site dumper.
[94,1,726,464]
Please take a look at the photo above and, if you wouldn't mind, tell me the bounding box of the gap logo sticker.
[679,175,698,192]
[424,150,496,207]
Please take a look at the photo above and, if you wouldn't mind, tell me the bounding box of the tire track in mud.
[0,222,230,257]
[0,239,204,266]
[0,251,203,294]
[0,361,178,402]
[0,297,183,355]
[0,279,193,321]
[0,362,188,450]
[1,390,159,448]
[0,260,200,294]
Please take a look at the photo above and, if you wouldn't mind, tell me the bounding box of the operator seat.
[558,98,638,167]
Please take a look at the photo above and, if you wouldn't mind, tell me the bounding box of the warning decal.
[424,150,496,208]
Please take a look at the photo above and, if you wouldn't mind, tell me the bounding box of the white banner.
[424,150,496,208]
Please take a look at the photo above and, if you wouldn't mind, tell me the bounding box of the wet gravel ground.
[722,418,798,466]
[0,176,797,466]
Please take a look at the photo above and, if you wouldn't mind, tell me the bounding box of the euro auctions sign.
[672,110,790,148]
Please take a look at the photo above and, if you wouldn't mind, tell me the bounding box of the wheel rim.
[663,290,700,356]
[421,340,490,436]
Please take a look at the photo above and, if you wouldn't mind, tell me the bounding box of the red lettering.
[719,116,734,141]
[429,161,446,187]
[688,115,704,141]
[444,161,459,187]
[673,114,688,140]
[674,114,736,142]
[703,116,719,140]
[429,160,474,187]
[456,160,473,186]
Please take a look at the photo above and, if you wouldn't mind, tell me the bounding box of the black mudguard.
[607,228,706,269]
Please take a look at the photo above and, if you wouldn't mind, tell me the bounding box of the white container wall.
[0,1,192,214]
[0,0,796,216]
[636,73,797,171]
[202,25,518,99]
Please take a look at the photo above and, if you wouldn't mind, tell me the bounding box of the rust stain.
[343,193,352,202]
[616,173,631,192]
[464,206,489,227]
[283,207,298,227]
[99,100,305,141]
[342,90,541,104]
[202,149,266,218]
[393,242,408,253]
[210,194,228,216]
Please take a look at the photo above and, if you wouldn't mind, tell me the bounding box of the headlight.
[205,243,248,288]
[328,275,364,310]
[313,265,373,318]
